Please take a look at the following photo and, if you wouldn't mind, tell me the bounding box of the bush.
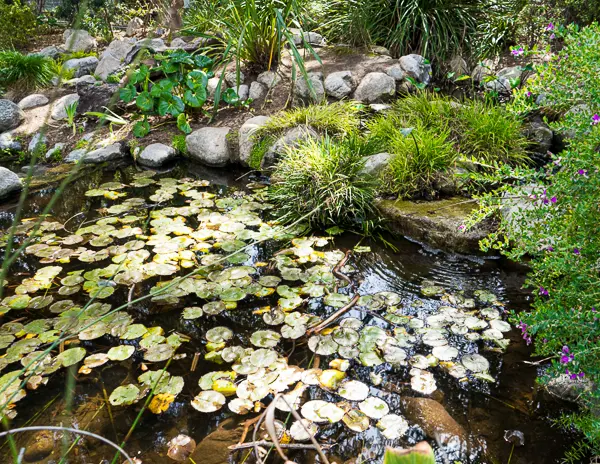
[468,23,600,460]
[0,51,56,95]
[0,1,37,50]
[269,136,378,231]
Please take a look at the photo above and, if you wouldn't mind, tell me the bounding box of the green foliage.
[269,136,379,231]
[0,51,56,95]
[0,0,37,49]
[65,101,79,135]
[118,50,238,137]
[468,24,600,457]
[172,135,188,155]
[249,135,275,170]
[474,0,526,58]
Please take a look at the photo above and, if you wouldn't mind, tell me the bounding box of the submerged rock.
[186,127,233,167]
[138,143,178,167]
[402,397,468,445]
[376,197,493,254]
[0,167,23,199]
[0,99,25,132]
[189,417,244,464]
[23,430,54,462]
[354,72,396,103]
[238,115,271,166]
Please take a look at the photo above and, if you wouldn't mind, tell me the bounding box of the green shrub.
[269,136,378,231]
[0,1,37,50]
[0,51,56,95]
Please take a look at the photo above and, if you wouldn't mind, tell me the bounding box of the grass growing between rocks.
[0,51,56,95]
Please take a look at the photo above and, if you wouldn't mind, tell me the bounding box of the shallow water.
[0,161,579,464]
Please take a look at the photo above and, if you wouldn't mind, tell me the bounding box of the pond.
[0,161,578,464]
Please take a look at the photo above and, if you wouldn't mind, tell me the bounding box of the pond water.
[0,161,578,464]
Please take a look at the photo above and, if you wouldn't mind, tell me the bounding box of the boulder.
[45,143,65,161]
[234,84,249,101]
[51,94,80,120]
[399,54,432,84]
[64,75,97,88]
[18,94,49,110]
[28,132,47,153]
[138,143,178,167]
[126,17,144,36]
[376,197,493,254]
[186,127,233,167]
[546,374,594,403]
[35,45,64,59]
[354,72,396,103]
[524,121,554,153]
[386,64,405,82]
[485,66,522,93]
[0,167,22,199]
[369,103,391,112]
[371,45,392,57]
[360,152,391,177]
[324,71,355,99]
[262,125,318,170]
[292,31,325,47]
[0,133,21,151]
[238,115,271,166]
[448,55,469,76]
[64,148,88,163]
[63,56,99,78]
[76,82,118,114]
[257,71,281,89]
[94,38,136,80]
[0,99,25,132]
[63,29,96,53]
[402,397,469,450]
[225,71,245,86]
[124,38,167,65]
[189,417,244,464]
[207,77,227,99]
[23,430,54,462]
[294,72,325,103]
[170,37,188,48]
[472,59,494,82]
[79,143,126,164]
[249,81,267,101]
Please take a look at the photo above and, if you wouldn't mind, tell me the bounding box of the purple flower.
[550,196,557,203]
[546,23,555,31]
[525,336,532,345]
[560,346,574,364]
[573,248,580,255]
[458,224,465,230]
[578,372,585,379]
[550,33,556,40]
[547,246,554,252]
[592,114,600,126]
[526,91,532,97]
[511,47,524,57]
[578,169,588,176]
[539,286,549,296]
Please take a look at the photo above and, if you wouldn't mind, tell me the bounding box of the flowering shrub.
[466,24,600,459]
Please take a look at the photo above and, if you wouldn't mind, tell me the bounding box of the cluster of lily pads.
[0,168,512,454]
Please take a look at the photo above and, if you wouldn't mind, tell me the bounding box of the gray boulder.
[485,66,522,93]
[51,94,80,120]
[207,77,227,99]
[63,29,96,53]
[257,71,281,89]
[448,55,469,76]
[324,71,355,99]
[399,54,432,84]
[371,46,391,57]
[76,82,118,114]
[64,148,88,163]
[386,64,405,81]
[64,75,97,88]
[124,39,167,65]
[63,56,99,78]
[36,45,64,59]
[45,143,65,161]
[18,94,49,110]
[0,100,24,132]
[95,38,136,80]
[234,85,249,101]
[80,143,126,164]
[354,72,395,103]
[138,143,177,167]
[238,115,270,166]
[170,37,188,48]
[225,71,245,86]
[472,59,495,82]
[262,125,318,170]
[292,31,325,47]
[0,133,21,151]
[28,132,47,153]
[294,72,325,103]
[126,17,144,37]
[186,127,232,167]
[0,167,22,199]
[546,374,594,403]
[524,121,554,152]
[360,152,391,177]
[249,82,267,101]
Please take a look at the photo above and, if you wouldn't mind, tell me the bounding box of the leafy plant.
[0,51,56,95]
[172,135,188,155]
[269,136,379,232]
[0,0,37,49]
[65,101,79,135]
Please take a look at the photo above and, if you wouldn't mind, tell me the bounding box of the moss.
[248,135,273,170]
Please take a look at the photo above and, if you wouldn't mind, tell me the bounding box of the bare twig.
[228,441,333,451]
[307,293,360,335]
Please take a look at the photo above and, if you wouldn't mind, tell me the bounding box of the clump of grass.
[172,135,188,155]
[0,51,56,95]
[269,135,378,232]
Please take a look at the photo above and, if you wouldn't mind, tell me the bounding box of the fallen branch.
[306,293,360,335]
[333,250,352,291]
[228,441,333,451]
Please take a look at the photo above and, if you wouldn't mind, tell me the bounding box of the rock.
[28,132,47,153]
[485,66,522,93]
[0,167,22,199]
[225,71,245,86]
[448,55,469,76]
[65,75,97,88]
[186,127,232,167]
[23,430,54,462]
[138,143,178,167]
[51,94,80,120]
[377,197,493,254]
[360,152,391,176]
[76,82,118,114]
[64,29,96,53]
[262,125,318,170]
[207,77,227,99]
[472,59,494,82]
[402,397,468,446]
[124,39,167,65]
[95,38,136,80]
[63,56,99,78]
[257,71,281,89]
[386,64,405,81]
[324,71,355,99]
[46,143,65,160]
[238,115,271,166]
[249,81,267,101]
[369,103,391,112]
[170,37,188,48]
[79,143,126,164]
[234,84,249,101]
[294,72,325,103]
[189,417,244,464]
[524,121,553,152]
[399,54,432,84]
[0,99,25,132]
[36,45,63,59]
[546,374,594,403]
[65,148,88,163]
[0,133,21,151]
[18,94,49,110]
[371,45,391,56]
[354,72,396,103]
[292,31,325,47]
[126,17,144,36]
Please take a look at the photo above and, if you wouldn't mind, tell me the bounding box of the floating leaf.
[191,390,226,412]
[109,384,140,406]
[359,397,389,419]
[107,345,136,361]
[57,348,86,367]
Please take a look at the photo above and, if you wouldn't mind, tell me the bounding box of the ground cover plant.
[0,51,56,96]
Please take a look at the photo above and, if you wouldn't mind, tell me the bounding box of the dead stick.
[228,441,332,451]
[307,293,360,335]
[238,415,262,445]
